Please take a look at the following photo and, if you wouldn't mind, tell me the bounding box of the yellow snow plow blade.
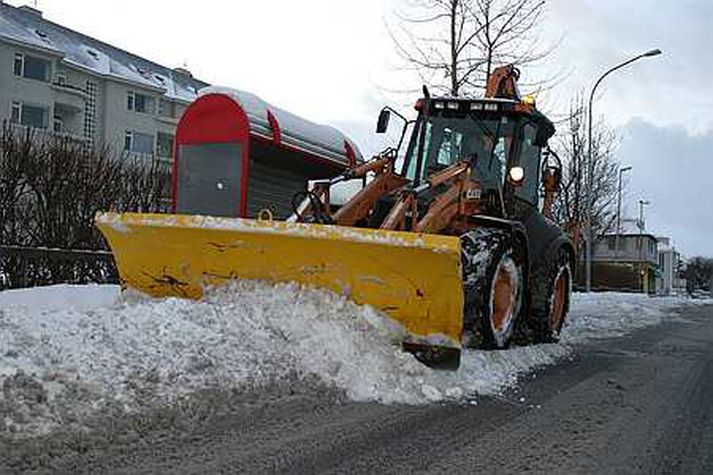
[96,212,464,348]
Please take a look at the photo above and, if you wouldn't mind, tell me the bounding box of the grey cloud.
[619,119,713,256]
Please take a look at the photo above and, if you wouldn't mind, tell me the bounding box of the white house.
[655,237,685,295]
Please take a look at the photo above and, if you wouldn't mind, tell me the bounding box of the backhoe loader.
[96,65,574,369]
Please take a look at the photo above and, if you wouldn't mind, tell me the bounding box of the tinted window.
[23,55,51,82]
[21,104,49,129]
[135,93,155,114]
[157,132,174,158]
[132,132,154,154]
[403,114,515,190]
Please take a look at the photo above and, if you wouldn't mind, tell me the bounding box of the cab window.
[514,123,541,204]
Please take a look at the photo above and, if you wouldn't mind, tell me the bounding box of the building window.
[53,116,63,133]
[124,131,154,154]
[156,132,174,159]
[13,52,51,82]
[127,91,155,114]
[158,99,175,118]
[607,236,617,251]
[10,101,49,129]
[11,102,21,124]
[56,74,67,86]
[13,53,23,76]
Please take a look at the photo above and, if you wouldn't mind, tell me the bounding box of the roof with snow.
[0,3,207,102]
[604,219,657,238]
[199,86,363,166]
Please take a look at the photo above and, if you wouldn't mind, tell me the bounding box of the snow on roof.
[604,219,652,237]
[201,86,363,165]
[0,3,206,102]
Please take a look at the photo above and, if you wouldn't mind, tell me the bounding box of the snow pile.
[0,284,700,435]
[563,292,691,343]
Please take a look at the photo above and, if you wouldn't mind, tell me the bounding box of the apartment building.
[0,2,208,161]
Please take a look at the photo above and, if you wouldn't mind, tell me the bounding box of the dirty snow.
[0,283,704,436]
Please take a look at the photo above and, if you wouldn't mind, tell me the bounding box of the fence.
[0,245,118,290]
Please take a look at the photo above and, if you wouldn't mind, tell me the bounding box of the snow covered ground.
[0,283,706,436]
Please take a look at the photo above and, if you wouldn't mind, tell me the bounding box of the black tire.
[530,247,572,343]
[461,228,526,350]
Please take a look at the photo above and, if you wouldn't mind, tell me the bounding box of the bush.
[0,126,170,288]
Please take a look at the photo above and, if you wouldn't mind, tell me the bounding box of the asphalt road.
[3,303,713,474]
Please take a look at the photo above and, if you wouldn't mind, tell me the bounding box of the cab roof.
[418,96,556,142]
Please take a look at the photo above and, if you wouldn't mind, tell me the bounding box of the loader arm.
[485,64,522,101]
[288,154,406,225]
[541,169,559,220]
[415,179,481,234]
[380,161,478,234]
[540,148,563,221]
[332,173,408,226]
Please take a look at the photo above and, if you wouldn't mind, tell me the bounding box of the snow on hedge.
[0,283,702,435]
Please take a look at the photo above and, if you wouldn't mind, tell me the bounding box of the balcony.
[7,123,90,147]
[51,81,87,112]
[54,102,84,137]
[155,115,179,126]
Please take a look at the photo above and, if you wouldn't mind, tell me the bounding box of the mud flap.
[96,212,465,352]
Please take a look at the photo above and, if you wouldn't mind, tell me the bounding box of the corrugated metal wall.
[247,157,306,219]
[246,140,342,219]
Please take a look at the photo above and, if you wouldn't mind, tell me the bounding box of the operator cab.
[399,96,555,217]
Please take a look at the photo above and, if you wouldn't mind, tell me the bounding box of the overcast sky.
[10,0,711,256]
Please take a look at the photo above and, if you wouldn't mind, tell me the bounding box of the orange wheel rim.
[491,257,519,342]
[550,269,568,331]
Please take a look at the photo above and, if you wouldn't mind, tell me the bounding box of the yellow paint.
[96,213,465,348]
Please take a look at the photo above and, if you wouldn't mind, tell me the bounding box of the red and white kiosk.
[173,86,362,218]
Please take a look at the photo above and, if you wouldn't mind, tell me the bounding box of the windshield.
[403,114,516,190]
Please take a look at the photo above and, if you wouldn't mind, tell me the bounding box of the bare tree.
[0,125,170,288]
[389,0,551,96]
[685,257,713,293]
[552,96,620,244]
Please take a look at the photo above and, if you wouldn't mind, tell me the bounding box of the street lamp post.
[638,199,651,232]
[638,199,651,291]
[615,165,633,258]
[585,48,662,292]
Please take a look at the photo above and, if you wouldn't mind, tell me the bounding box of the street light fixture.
[615,165,633,257]
[585,48,662,292]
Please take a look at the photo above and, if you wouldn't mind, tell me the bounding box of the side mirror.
[542,166,562,191]
[376,109,391,134]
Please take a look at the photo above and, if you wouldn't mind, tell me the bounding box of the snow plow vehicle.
[96,65,574,368]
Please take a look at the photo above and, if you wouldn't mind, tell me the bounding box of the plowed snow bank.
[0,283,702,435]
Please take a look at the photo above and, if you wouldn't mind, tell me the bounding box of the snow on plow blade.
[96,212,465,349]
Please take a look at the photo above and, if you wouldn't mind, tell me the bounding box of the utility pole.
[585,49,662,292]
[638,199,650,292]
[615,166,632,259]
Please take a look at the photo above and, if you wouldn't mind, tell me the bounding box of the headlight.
[509,166,525,185]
